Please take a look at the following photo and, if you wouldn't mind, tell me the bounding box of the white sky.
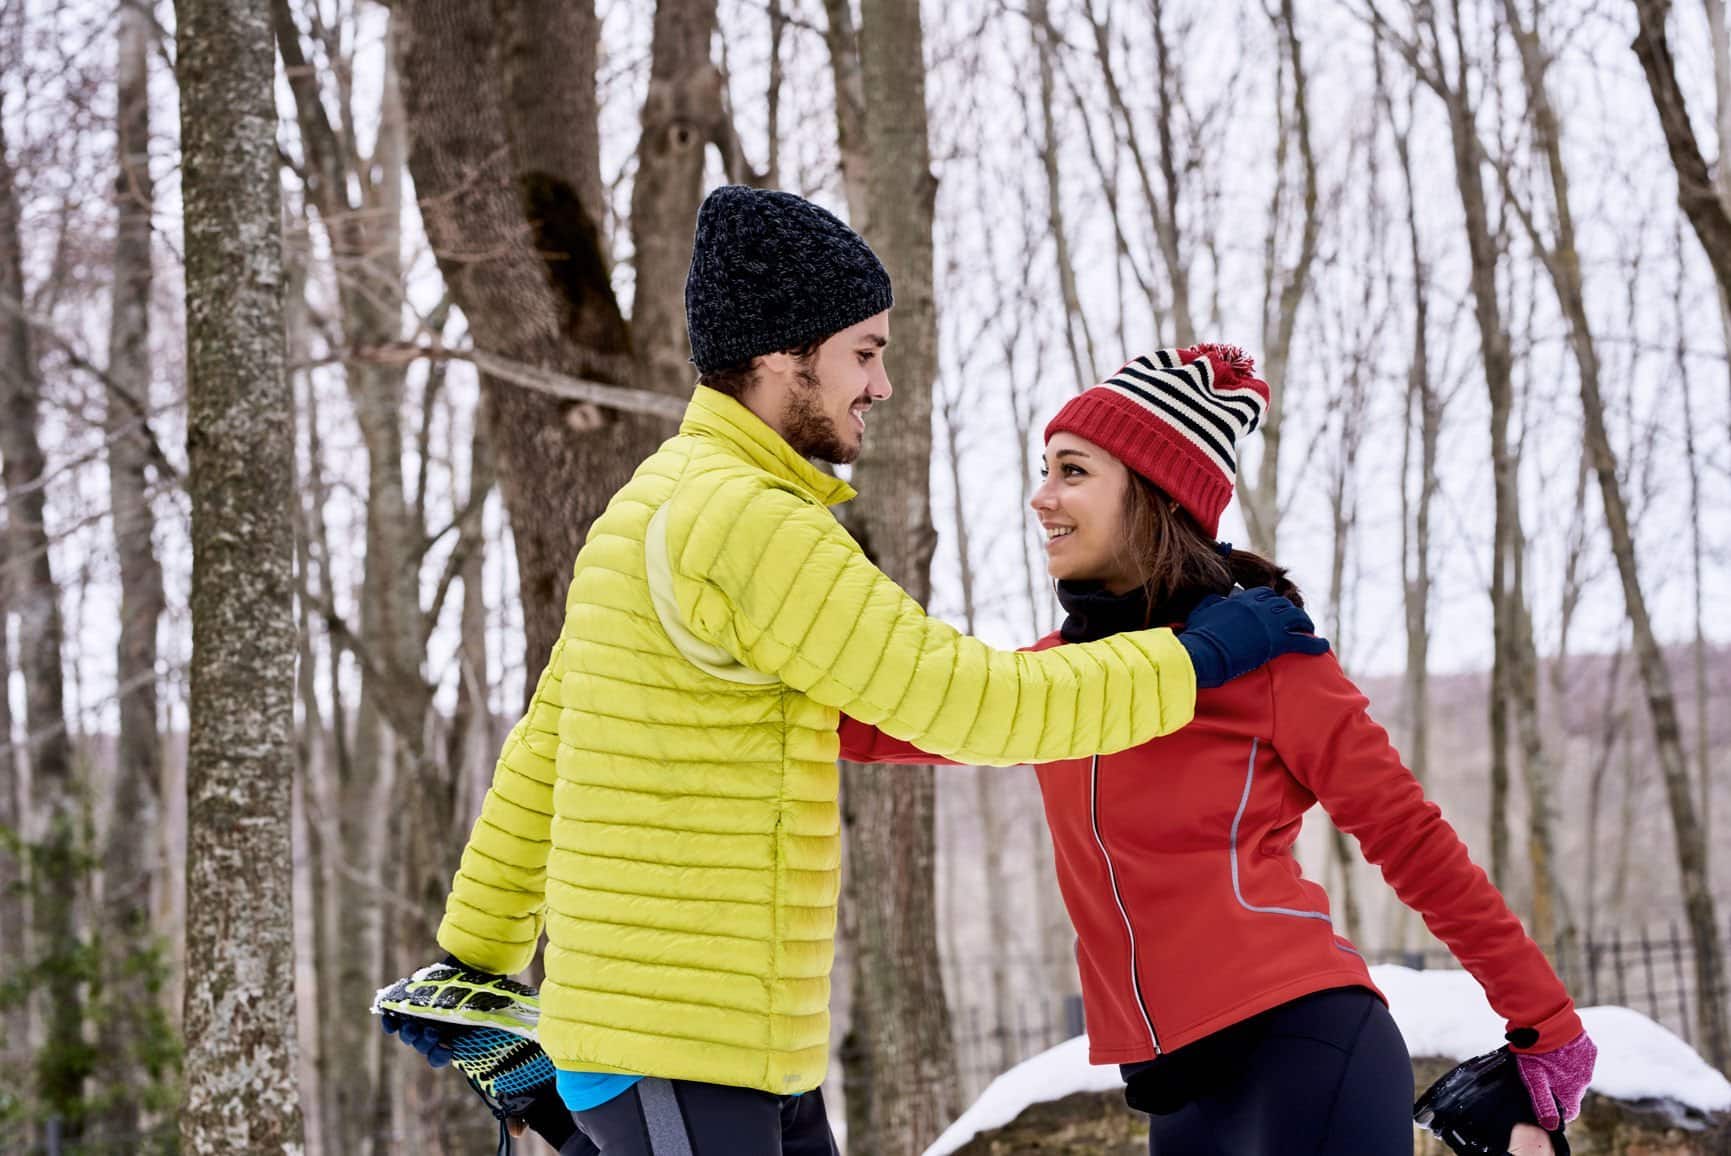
[4,0,1730,739]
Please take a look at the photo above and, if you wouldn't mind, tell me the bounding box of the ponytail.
[1221,545,1305,608]
[1119,473,1305,610]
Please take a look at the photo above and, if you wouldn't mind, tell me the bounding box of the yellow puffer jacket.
[438,386,1197,1094]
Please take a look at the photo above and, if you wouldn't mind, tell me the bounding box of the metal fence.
[1368,920,1731,1056]
[950,922,1731,1098]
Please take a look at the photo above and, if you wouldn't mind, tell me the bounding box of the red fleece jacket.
[839,636,1580,1064]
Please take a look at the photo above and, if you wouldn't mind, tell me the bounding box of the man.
[384,186,1326,1153]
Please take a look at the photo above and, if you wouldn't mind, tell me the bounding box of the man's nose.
[871,362,893,401]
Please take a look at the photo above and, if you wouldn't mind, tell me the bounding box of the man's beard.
[784,363,859,465]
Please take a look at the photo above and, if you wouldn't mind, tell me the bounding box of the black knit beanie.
[685,186,894,375]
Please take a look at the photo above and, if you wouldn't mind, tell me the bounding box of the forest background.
[3,0,1731,1152]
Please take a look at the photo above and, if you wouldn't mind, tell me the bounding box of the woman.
[840,345,1594,1156]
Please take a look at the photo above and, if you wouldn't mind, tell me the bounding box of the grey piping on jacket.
[1090,754,1160,1052]
[1229,738,1362,958]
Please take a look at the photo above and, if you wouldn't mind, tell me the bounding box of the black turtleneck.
[1056,581,1209,644]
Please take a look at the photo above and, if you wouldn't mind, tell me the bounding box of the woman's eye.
[1063,465,1084,478]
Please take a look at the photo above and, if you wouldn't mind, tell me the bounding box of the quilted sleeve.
[671,480,1196,765]
[436,638,565,976]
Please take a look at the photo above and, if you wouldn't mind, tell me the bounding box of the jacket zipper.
[1089,754,1160,1053]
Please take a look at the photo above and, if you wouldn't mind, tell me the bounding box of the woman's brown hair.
[1118,473,1303,617]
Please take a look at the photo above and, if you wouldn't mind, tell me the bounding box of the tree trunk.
[397,0,651,677]
[0,545,22,1095]
[1629,0,1731,303]
[837,1,960,1150]
[175,0,306,1146]
[1507,0,1729,1070]
[630,0,727,398]
[1243,0,1319,559]
[1029,0,1095,392]
[1323,318,1370,950]
[0,87,86,1149]
[1704,0,1729,861]
[1424,2,1516,891]
[820,0,871,233]
[97,4,170,1144]
[275,8,427,1140]
[1080,4,1177,347]
[1384,49,1437,954]
[940,386,1015,1073]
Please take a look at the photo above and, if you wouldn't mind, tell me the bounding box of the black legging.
[561,1079,838,1156]
[1121,986,1415,1156]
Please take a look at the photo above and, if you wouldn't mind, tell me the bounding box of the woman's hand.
[1515,1031,1597,1129]
[1508,1123,1554,1155]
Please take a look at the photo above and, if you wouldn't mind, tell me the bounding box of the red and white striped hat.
[1043,344,1270,537]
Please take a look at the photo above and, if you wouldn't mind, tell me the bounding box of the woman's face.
[1031,432,1142,592]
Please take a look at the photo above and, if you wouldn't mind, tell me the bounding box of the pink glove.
[1514,1031,1597,1130]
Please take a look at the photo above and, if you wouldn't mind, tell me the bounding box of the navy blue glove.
[1178,587,1330,688]
[380,1009,456,1069]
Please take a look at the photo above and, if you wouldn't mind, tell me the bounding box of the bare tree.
[0,89,86,1150]
[1082,0,1194,346]
[1630,0,1731,304]
[1029,0,1096,391]
[937,372,1016,1075]
[1674,218,1711,879]
[1241,0,1321,558]
[1504,0,1728,1069]
[0,515,20,1091]
[174,0,306,1147]
[96,3,170,1144]
[273,8,432,1142]
[834,0,960,1148]
[1382,43,1439,814]
[1374,0,1524,891]
[819,0,871,231]
[396,0,687,677]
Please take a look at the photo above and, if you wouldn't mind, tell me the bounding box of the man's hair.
[697,338,822,399]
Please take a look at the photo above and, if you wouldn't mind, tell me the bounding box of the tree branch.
[1630,0,1731,301]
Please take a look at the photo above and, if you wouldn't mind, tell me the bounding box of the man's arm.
[435,638,567,976]
[669,478,1196,765]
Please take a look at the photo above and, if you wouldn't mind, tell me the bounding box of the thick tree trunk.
[97,5,169,1145]
[0,90,86,1149]
[837,1,960,1150]
[630,0,727,398]
[820,0,871,234]
[175,0,305,1148]
[1507,0,1728,1069]
[397,0,651,676]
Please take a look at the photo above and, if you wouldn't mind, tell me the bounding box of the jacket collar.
[681,385,857,507]
[1056,580,1206,643]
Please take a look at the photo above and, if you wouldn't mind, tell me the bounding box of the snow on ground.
[922,965,1731,1156]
